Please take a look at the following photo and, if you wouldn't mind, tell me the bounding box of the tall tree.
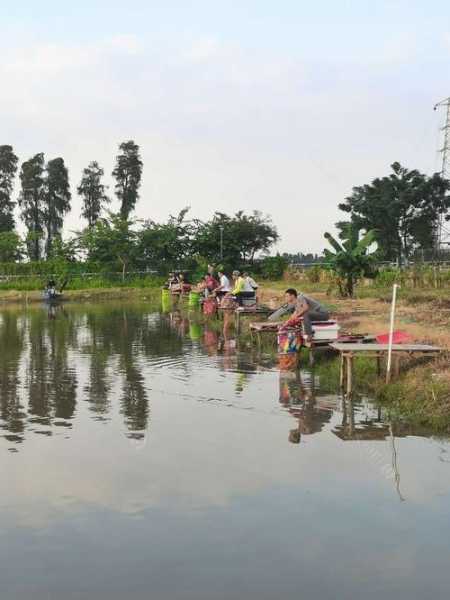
[43,157,71,257]
[112,140,143,218]
[0,232,24,262]
[0,145,19,232]
[79,212,138,280]
[192,210,279,265]
[338,162,450,264]
[78,161,110,227]
[18,153,45,261]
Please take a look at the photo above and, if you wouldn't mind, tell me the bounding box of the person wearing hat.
[231,270,255,306]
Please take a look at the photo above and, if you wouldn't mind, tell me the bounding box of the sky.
[1,0,450,253]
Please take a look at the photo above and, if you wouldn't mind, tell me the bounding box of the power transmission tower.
[433,97,450,253]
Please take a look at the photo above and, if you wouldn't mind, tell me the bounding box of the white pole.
[386,283,399,383]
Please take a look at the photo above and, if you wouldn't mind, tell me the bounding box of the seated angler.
[214,268,231,300]
[230,270,256,306]
[280,288,329,343]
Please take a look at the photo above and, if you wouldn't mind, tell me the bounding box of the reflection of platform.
[231,306,272,333]
[333,422,392,441]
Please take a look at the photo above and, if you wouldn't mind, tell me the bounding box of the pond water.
[1,301,450,600]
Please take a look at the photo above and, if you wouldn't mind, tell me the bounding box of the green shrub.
[260,255,288,279]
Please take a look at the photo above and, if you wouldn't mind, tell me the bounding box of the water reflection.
[2,302,450,599]
[0,302,447,454]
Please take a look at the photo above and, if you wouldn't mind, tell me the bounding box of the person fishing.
[230,270,255,306]
[45,279,57,299]
[281,288,329,342]
[214,268,231,300]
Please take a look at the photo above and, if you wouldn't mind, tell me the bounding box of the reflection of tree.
[118,310,149,438]
[27,310,77,428]
[83,313,112,419]
[0,313,26,443]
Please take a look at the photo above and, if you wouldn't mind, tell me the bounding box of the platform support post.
[346,354,353,397]
[339,353,346,391]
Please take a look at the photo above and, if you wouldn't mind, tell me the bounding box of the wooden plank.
[330,343,441,353]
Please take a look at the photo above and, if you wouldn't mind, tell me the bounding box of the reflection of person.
[279,370,332,444]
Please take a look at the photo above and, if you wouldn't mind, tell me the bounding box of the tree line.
[0,140,279,275]
[2,142,449,276]
[0,140,142,261]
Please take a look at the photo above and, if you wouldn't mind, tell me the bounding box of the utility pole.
[219,225,224,260]
[433,97,450,254]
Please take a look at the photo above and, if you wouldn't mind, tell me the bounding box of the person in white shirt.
[215,269,231,299]
[243,272,258,292]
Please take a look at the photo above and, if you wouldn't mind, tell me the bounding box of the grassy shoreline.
[0,285,162,304]
[259,282,450,433]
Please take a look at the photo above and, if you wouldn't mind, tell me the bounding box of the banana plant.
[323,226,378,297]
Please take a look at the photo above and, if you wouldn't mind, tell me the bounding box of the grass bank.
[0,285,162,304]
[0,274,164,303]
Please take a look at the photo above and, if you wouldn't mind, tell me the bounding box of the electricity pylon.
[433,97,450,252]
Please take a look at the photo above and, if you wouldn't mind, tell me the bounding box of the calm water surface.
[1,301,450,600]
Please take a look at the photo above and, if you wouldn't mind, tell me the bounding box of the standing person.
[204,273,219,297]
[282,288,329,342]
[215,268,231,300]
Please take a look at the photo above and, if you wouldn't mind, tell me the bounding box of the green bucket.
[188,291,200,307]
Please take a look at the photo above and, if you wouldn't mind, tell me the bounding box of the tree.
[79,212,138,280]
[0,232,24,262]
[192,210,279,266]
[138,207,192,271]
[78,161,110,227]
[43,157,71,258]
[0,145,19,232]
[112,140,143,219]
[323,226,377,297]
[338,163,450,264]
[18,153,45,261]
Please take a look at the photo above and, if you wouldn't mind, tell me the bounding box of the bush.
[259,255,288,279]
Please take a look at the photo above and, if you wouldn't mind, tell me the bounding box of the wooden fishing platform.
[218,306,272,332]
[330,342,442,395]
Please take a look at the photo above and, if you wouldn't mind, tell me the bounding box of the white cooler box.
[310,320,340,341]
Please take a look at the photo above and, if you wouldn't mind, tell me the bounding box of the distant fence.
[0,270,159,282]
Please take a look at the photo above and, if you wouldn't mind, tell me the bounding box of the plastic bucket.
[277,330,302,354]
[188,291,200,307]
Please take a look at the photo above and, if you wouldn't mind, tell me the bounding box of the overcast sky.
[1,0,449,253]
